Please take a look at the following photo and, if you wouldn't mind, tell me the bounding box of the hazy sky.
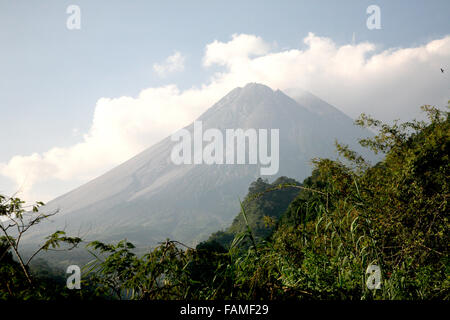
[1,0,449,202]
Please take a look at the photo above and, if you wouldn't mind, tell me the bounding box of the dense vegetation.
[1,105,448,300]
[207,176,301,249]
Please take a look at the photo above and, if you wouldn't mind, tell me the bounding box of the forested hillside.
[205,176,301,249]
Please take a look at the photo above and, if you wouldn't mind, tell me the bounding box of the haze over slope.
[23,83,374,248]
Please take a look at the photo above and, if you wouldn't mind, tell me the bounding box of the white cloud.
[1,33,449,203]
[203,33,270,67]
[153,51,185,77]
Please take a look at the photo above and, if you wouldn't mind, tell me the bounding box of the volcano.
[23,83,374,248]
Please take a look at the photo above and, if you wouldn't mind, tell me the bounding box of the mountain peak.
[241,82,274,92]
[198,83,281,123]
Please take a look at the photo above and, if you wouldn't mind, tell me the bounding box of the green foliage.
[233,104,449,300]
[84,239,193,299]
[205,176,301,249]
[0,196,85,299]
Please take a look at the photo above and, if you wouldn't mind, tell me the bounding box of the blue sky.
[1,0,449,201]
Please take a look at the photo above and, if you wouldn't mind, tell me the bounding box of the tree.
[0,194,82,298]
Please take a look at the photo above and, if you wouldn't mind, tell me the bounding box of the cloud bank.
[1,32,449,202]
